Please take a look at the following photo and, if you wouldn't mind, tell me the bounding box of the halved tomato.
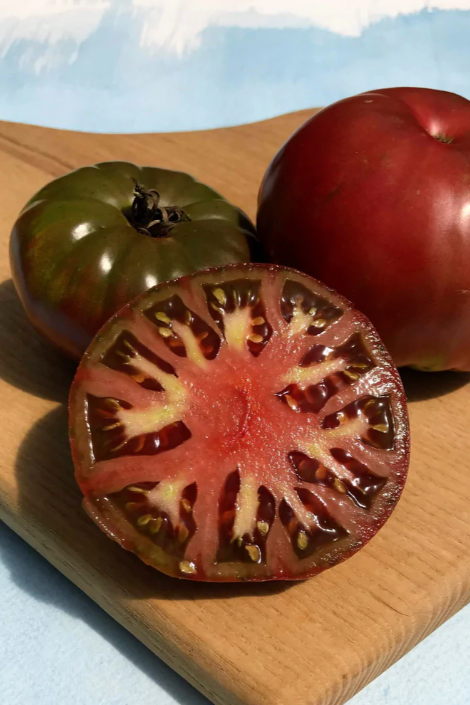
[69,264,410,582]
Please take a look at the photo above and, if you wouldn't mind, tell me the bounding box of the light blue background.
[0,2,469,704]
[0,1,470,132]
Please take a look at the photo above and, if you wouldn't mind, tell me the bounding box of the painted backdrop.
[2,4,470,705]
[1,0,470,132]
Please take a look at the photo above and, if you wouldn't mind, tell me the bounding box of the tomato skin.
[11,161,257,360]
[257,87,470,371]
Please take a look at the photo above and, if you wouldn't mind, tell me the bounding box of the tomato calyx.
[433,133,454,144]
[130,183,191,238]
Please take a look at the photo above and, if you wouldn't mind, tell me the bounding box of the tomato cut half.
[69,264,410,582]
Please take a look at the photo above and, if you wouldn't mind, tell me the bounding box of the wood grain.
[0,112,469,705]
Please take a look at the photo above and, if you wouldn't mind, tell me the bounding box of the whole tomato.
[257,88,470,371]
[11,162,257,359]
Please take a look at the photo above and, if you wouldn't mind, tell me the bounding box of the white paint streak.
[0,0,470,60]
[0,1,110,69]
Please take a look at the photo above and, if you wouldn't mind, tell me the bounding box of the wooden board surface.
[0,112,470,705]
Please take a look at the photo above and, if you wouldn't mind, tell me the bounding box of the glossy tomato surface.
[257,88,470,371]
[11,162,257,359]
[69,264,409,582]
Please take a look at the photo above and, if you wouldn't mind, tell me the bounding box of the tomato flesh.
[69,264,410,582]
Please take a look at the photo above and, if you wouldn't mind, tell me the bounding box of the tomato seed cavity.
[70,265,409,581]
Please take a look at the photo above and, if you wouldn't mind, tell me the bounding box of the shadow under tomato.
[0,279,76,402]
[13,405,292,602]
[400,367,470,402]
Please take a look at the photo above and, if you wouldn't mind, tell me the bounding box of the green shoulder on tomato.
[10,161,258,359]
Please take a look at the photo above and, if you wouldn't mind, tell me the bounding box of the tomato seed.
[213,288,227,305]
[248,333,264,343]
[315,466,327,481]
[343,369,360,380]
[333,478,347,494]
[245,544,261,562]
[178,525,189,542]
[284,394,298,411]
[149,517,163,534]
[102,422,121,431]
[181,498,192,513]
[155,311,171,324]
[297,531,309,550]
[179,561,197,574]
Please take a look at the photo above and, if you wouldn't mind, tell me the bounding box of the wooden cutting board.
[0,113,469,705]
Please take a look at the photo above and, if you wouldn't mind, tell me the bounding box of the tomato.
[257,87,470,371]
[69,263,409,582]
[10,162,257,360]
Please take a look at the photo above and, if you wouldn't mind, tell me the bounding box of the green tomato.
[10,161,257,359]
